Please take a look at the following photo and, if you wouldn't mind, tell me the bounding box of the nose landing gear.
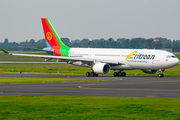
[159,74,164,77]
[159,69,165,77]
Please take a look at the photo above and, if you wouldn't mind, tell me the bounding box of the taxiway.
[0,74,180,98]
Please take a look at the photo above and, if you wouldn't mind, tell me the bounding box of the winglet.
[1,48,10,54]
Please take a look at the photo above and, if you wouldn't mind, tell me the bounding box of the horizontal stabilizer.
[1,48,10,54]
[19,46,54,55]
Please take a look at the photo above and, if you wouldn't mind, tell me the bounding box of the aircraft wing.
[12,53,121,65]
[1,49,122,65]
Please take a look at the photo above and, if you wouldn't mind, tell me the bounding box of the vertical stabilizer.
[41,18,70,56]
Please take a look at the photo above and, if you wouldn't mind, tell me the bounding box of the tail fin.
[41,18,70,56]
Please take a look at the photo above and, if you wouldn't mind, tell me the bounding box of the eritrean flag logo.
[46,32,52,40]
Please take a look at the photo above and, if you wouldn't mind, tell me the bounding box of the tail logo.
[46,32,52,40]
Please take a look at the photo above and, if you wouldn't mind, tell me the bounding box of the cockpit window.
[166,55,176,58]
[166,55,170,58]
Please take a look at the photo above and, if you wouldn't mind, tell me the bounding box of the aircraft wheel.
[118,72,122,77]
[159,74,164,77]
[90,72,95,77]
[86,72,90,77]
[95,73,99,77]
[114,72,118,77]
[122,72,126,77]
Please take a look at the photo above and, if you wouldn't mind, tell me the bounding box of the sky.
[0,0,180,42]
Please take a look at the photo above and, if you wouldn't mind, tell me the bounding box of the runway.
[0,74,180,98]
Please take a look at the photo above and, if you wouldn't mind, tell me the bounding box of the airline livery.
[1,18,179,77]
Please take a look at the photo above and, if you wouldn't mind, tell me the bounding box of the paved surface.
[0,74,180,98]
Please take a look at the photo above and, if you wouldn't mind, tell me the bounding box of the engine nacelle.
[141,69,158,74]
[92,63,111,74]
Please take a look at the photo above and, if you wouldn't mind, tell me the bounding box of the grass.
[0,96,180,119]
[0,63,88,74]
[0,77,105,84]
[0,63,180,76]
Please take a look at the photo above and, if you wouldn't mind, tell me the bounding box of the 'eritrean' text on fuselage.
[133,53,155,60]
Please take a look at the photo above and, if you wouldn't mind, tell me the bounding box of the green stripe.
[46,18,70,57]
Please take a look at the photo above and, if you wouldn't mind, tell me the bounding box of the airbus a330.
[2,18,179,77]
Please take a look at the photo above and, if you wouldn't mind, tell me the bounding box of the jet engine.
[92,63,111,74]
[141,70,158,74]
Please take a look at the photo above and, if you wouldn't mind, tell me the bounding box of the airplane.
[1,18,179,77]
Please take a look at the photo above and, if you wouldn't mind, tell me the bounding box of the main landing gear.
[86,72,98,77]
[114,71,126,77]
[159,69,165,78]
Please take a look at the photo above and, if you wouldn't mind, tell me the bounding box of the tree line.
[1,37,180,52]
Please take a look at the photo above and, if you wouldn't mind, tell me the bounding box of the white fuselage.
[69,48,179,70]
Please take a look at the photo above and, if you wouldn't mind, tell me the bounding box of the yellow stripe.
[125,50,136,61]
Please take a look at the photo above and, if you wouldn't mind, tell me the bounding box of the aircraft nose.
[173,58,179,66]
[168,58,179,67]
[176,58,180,64]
